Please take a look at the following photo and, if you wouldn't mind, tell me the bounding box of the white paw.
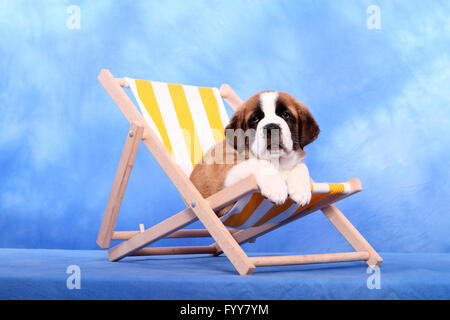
[256,174,288,205]
[287,177,312,207]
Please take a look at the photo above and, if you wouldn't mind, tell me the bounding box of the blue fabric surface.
[0,249,449,300]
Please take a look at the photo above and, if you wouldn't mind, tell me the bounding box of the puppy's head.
[225,91,320,159]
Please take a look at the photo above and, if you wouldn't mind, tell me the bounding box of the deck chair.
[96,69,382,275]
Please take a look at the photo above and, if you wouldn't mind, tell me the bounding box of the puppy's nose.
[263,123,281,133]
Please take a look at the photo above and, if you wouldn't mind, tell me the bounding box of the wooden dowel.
[131,246,217,256]
[219,84,243,111]
[112,228,239,240]
[167,229,213,238]
[249,251,370,267]
[116,78,129,88]
[166,229,238,238]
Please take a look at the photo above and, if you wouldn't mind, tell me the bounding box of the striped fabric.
[126,78,352,229]
[221,183,351,229]
[127,78,228,176]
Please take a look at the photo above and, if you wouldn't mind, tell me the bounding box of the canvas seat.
[96,69,382,275]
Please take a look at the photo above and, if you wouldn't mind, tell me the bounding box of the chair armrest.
[206,177,361,211]
[207,176,258,211]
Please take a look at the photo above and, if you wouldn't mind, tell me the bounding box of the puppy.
[190,90,320,217]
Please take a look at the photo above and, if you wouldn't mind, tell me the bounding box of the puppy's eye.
[281,111,291,120]
[250,114,260,123]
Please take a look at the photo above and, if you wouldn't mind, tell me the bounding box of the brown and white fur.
[190,91,320,217]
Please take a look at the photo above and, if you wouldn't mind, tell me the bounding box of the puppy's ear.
[225,109,246,152]
[298,106,320,149]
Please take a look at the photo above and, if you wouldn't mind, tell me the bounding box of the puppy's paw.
[257,174,288,205]
[287,177,312,207]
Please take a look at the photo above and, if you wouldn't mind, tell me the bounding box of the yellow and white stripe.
[311,182,351,194]
[127,78,228,176]
[126,78,352,229]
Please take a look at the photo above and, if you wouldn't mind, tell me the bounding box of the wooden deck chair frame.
[96,69,382,275]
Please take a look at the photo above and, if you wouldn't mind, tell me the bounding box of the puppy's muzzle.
[263,123,283,151]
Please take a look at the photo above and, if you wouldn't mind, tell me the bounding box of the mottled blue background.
[1,0,449,253]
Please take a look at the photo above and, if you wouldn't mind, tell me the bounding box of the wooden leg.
[189,199,255,275]
[321,204,383,267]
[97,122,144,249]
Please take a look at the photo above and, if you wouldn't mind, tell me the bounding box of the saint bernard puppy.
[190,90,320,217]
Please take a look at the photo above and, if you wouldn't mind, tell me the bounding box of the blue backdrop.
[1,0,449,254]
